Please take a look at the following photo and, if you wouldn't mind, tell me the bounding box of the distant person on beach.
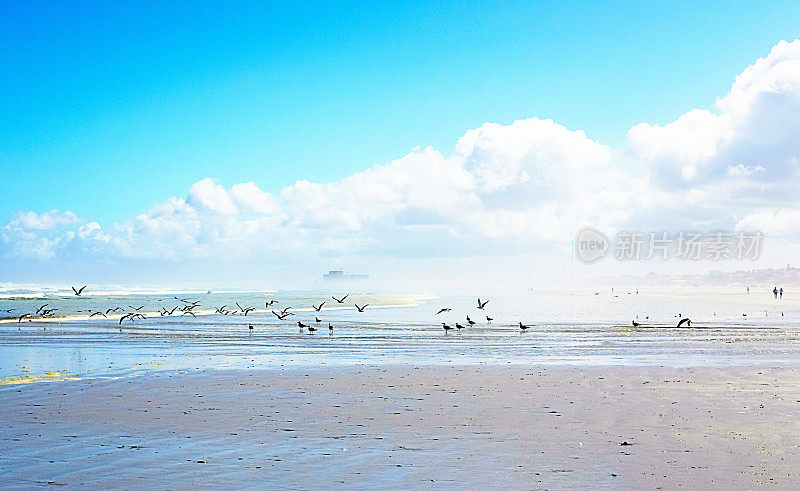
[773,287,778,298]
[780,287,783,298]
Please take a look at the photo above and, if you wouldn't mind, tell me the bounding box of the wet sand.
[2,365,800,488]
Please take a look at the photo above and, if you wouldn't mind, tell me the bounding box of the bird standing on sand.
[298,321,308,330]
[328,323,334,333]
[307,325,317,333]
[442,323,453,333]
[435,308,451,315]
[355,304,368,312]
[632,320,641,327]
[72,285,86,296]
[466,316,475,326]
[477,298,489,310]
[486,316,493,323]
[455,323,465,330]
[248,324,254,330]
[519,322,532,331]
[315,317,321,323]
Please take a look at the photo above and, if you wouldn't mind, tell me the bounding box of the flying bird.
[35,304,48,315]
[332,295,349,303]
[72,285,87,296]
[677,318,691,328]
[18,313,30,323]
[477,298,489,310]
[355,304,368,312]
[313,302,325,312]
[435,308,451,315]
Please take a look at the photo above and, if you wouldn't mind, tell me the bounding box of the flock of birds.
[7,287,538,334]
[11,285,785,333]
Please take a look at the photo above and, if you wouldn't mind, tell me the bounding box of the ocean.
[2,285,799,381]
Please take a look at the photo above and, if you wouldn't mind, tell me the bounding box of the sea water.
[1,285,799,380]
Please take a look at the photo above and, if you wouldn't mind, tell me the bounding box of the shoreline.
[3,364,799,488]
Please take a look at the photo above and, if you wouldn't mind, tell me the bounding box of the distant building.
[323,269,369,281]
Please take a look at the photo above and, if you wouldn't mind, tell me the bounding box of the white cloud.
[736,208,800,237]
[4,39,800,275]
[6,210,79,231]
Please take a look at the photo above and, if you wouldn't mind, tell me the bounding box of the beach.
[3,288,800,487]
[3,365,800,488]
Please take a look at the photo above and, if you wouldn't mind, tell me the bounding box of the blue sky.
[3,0,799,227]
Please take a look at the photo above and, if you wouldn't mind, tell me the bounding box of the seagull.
[248,324,254,330]
[35,304,48,315]
[477,298,489,310]
[486,316,493,323]
[266,300,278,307]
[328,323,334,333]
[632,320,641,327]
[313,302,325,312]
[519,322,532,331]
[435,308,452,315]
[332,295,349,303]
[129,305,144,311]
[298,321,309,329]
[315,317,321,323]
[455,323,466,330]
[181,311,196,317]
[307,325,317,333]
[72,285,87,296]
[466,316,475,326]
[272,310,290,320]
[18,313,30,323]
[89,310,107,318]
[355,304,368,312]
[442,323,453,333]
[677,318,691,328]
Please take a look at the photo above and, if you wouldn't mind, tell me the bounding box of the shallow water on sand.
[2,287,800,380]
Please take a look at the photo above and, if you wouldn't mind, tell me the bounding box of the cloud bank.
[4,40,800,282]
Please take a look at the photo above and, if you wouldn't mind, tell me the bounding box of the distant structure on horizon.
[323,269,369,281]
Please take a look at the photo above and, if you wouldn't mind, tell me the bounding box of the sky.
[2,1,800,287]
